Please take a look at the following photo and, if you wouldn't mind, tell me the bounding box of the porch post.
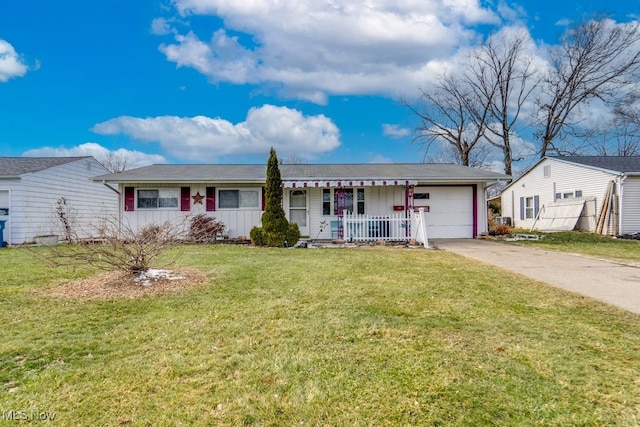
[337,187,345,239]
[405,185,414,238]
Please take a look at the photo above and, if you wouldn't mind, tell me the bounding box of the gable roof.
[503,155,640,192]
[92,163,510,184]
[0,157,91,179]
[551,156,640,174]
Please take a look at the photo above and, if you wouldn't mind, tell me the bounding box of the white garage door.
[414,186,473,238]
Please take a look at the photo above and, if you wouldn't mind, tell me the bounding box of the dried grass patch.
[38,268,210,300]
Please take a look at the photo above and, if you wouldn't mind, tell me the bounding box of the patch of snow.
[135,269,185,286]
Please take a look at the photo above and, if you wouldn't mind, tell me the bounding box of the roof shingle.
[0,157,90,178]
[552,156,640,173]
[92,163,510,183]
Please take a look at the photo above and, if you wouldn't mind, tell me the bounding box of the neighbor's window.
[557,190,582,199]
[218,189,260,209]
[137,189,179,209]
[524,196,534,219]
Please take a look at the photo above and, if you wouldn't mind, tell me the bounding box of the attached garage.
[414,186,475,238]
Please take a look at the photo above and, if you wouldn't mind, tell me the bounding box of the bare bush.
[491,224,513,236]
[189,214,225,243]
[37,214,190,275]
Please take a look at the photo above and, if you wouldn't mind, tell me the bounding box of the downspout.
[618,174,626,236]
[472,184,478,237]
[102,181,120,195]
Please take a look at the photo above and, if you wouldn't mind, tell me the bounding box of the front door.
[289,189,308,236]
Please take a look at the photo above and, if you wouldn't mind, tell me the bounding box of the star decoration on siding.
[192,192,204,205]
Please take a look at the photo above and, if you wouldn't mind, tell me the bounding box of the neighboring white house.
[501,156,640,235]
[93,163,509,240]
[0,157,118,245]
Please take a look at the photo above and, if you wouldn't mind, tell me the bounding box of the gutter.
[102,181,120,194]
[618,173,627,235]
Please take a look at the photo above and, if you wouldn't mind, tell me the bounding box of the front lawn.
[505,231,640,264]
[2,245,640,425]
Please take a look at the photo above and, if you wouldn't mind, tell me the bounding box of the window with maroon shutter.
[206,187,216,211]
[181,187,191,211]
[124,187,135,211]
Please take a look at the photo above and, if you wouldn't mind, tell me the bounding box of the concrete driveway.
[432,238,640,315]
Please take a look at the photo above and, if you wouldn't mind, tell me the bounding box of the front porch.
[341,212,410,242]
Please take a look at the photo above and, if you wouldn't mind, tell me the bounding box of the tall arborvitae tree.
[251,147,300,247]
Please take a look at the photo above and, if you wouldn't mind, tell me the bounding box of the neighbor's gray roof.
[0,157,91,178]
[93,163,509,183]
[551,156,640,174]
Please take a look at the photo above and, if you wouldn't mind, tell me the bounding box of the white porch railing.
[342,212,410,241]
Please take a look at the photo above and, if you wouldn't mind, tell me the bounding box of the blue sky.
[0,0,637,171]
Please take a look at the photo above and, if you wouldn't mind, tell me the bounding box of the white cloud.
[92,104,341,161]
[160,30,258,84]
[22,142,166,169]
[0,39,28,82]
[368,154,393,163]
[382,123,411,138]
[151,17,173,35]
[158,0,501,102]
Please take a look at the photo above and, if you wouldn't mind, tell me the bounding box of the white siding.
[3,158,117,244]
[621,177,640,234]
[365,186,406,214]
[121,183,263,239]
[502,158,618,231]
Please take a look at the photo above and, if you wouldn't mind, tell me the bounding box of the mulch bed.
[38,268,210,300]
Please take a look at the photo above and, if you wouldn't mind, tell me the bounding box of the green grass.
[505,231,640,264]
[2,244,640,425]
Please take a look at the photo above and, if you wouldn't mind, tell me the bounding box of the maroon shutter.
[206,187,216,211]
[181,187,191,211]
[262,187,266,211]
[124,187,135,211]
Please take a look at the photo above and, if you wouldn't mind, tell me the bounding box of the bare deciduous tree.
[410,73,492,167]
[423,140,494,169]
[535,17,640,158]
[100,152,131,173]
[590,99,640,156]
[467,29,540,176]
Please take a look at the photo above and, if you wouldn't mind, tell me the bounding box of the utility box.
[0,220,5,248]
[494,216,512,226]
